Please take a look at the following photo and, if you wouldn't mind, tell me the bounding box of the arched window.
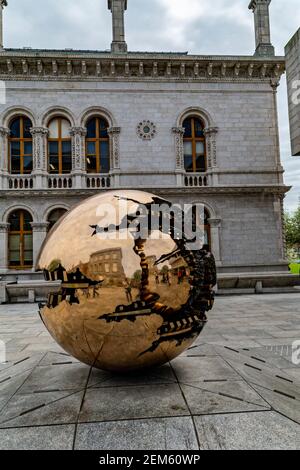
[47,208,68,232]
[86,117,110,173]
[8,210,33,269]
[183,117,206,173]
[9,116,33,174]
[48,117,72,174]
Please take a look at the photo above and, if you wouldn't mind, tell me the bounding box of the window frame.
[86,117,110,174]
[8,116,33,175]
[183,116,206,173]
[48,117,72,175]
[8,210,33,270]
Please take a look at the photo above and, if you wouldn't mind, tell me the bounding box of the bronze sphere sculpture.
[37,190,216,372]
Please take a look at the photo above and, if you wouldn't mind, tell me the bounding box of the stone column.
[208,218,222,265]
[31,127,49,189]
[0,1,7,50]
[108,0,128,53]
[270,79,284,183]
[70,127,87,189]
[108,126,121,187]
[204,127,219,185]
[31,222,49,269]
[0,126,9,189]
[248,0,275,56]
[0,222,9,273]
[172,126,185,186]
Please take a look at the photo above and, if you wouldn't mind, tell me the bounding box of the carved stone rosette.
[204,127,218,169]
[0,126,10,173]
[70,127,87,172]
[30,127,49,173]
[172,127,185,170]
[108,126,121,170]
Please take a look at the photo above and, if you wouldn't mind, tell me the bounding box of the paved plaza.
[0,293,299,450]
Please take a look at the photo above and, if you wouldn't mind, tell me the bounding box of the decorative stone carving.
[70,127,87,172]
[30,222,49,232]
[30,127,49,173]
[0,126,10,173]
[0,54,285,83]
[137,121,157,141]
[108,126,121,170]
[172,127,185,170]
[204,127,219,168]
[0,222,9,233]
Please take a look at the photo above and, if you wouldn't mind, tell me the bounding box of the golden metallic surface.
[37,190,216,372]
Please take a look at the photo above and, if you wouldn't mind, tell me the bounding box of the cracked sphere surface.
[37,190,216,372]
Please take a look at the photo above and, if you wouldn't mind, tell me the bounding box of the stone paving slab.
[79,384,189,423]
[0,293,299,450]
[75,417,199,450]
[194,411,299,450]
[0,424,75,450]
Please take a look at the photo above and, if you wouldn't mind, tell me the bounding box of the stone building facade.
[0,0,295,301]
[285,28,300,157]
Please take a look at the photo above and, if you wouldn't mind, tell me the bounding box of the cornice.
[0,185,291,198]
[0,50,286,83]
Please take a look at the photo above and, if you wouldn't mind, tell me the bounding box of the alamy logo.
[291,80,300,105]
[292,340,300,366]
[0,340,6,364]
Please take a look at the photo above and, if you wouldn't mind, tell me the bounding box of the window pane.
[24,234,33,250]
[184,156,193,172]
[183,141,192,156]
[86,118,96,138]
[10,141,20,156]
[23,156,33,173]
[87,155,97,172]
[23,212,32,231]
[24,255,33,266]
[99,119,108,137]
[24,252,33,266]
[10,118,20,138]
[87,142,96,155]
[61,119,71,138]
[23,118,33,138]
[100,142,109,173]
[24,141,32,154]
[48,119,59,138]
[49,155,59,173]
[49,141,58,155]
[196,155,206,172]
[194,119,204,137]
[101,157,110,173]
[196,141,205,155]
[9,212,20,230]
[100,141,109,158]
[62,141,72,173]
[183,118,192,138]
[62,140,71,156]
[11,155,20,173]
[9,234,20,250]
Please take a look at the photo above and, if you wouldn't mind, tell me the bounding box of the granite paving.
[0,293,299,450]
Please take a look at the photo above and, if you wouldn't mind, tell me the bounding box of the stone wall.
[285,28,300,156]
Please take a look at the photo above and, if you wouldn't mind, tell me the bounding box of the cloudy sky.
[3,0,300,211]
